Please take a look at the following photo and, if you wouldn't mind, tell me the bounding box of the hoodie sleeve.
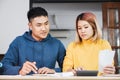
[55,41,66,72]
[1,37,21,75]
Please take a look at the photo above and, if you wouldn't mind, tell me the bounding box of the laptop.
[76,70,98,76]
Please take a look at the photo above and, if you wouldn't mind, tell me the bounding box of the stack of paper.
[32,72,74,77]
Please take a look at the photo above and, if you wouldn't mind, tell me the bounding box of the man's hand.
[19,61,38,76]
[37,67,55,74]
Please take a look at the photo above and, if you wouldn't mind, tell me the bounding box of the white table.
[0,75,120,80]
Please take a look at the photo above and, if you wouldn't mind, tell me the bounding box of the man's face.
[28,16,49,41]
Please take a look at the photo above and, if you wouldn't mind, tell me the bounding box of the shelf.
[54,37,67,38]
[50,29,75,31]
[112,46,120,49]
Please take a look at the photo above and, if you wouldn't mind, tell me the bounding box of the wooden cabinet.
[102,2,120,73]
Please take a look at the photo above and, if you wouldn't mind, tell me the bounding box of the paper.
[59,72,74,77]
[98,50,115,72]
[32,72,74,77]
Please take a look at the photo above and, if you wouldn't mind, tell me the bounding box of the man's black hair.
[27,7,48,22]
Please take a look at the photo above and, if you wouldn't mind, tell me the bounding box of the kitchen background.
[0,0,103,54]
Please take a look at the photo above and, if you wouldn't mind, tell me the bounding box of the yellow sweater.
[63,39,111,72]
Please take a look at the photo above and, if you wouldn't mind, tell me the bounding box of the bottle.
[0,62,3,75]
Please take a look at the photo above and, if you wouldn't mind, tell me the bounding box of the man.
[1,7,66,75]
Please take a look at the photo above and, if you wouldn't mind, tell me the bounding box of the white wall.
[0,0,29,54]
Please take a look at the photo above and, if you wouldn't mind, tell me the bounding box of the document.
[32,72,74,77]
[98,50,115,72]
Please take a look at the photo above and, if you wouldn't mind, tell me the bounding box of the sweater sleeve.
[1,38,21,75]
[101,39,112,50]
[63,42,74,72]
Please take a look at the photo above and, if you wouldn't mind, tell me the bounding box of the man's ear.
[28,22,32,30]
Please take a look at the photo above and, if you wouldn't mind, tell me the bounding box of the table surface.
[0,75,120,80]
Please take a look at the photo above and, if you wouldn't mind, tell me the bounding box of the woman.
[63,12,115,76]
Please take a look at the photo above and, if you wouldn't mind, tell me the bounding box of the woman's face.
[77,20,94,40]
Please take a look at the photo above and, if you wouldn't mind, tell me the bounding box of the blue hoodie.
[1,31,66,75]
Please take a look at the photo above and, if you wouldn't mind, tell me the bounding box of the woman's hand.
[75,67,83,71]
[66,67,83,76]
[67,69,77,76]
[103,65,115,74]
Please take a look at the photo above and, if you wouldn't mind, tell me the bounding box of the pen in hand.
[25,58,38,74]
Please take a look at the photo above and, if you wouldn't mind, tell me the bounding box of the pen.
[25,58,31,62]
[25,58,38,74]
